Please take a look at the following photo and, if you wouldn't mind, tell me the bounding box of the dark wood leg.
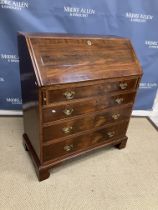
[23,139,29,151]
[37,167,50,181]
[23,133,51,181]
[115,136,128,149]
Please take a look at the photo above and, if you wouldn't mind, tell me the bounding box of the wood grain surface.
[18,33,142,181]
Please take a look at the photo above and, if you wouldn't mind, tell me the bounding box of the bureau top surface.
[20,33,142,86]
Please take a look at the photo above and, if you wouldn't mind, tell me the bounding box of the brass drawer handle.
[112,113,120,120]
[115,97,124,104]
[119,82,128,90]
[64,144,73,152]
[63,90,75,100]
[62,126,73,134]
[63,108,74,116]
[107,131,115,138]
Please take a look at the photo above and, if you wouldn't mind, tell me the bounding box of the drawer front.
[43,121,128,162]
[42,92,135,123]
[47,78,137,104]
[43,105,132,142]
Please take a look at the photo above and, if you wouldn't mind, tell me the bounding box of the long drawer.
[45,78,137,104]
[43,105,132,142]
[42,92,136,123]
[43,121,128,162]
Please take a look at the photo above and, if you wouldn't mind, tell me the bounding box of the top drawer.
[45,78,138,104]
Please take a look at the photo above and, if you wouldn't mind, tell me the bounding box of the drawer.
[46,78,137,104]
[43,105,132,142]
[42,92,136,123]
[43,121,128,162]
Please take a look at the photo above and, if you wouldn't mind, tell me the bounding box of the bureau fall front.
[18,33,142,181]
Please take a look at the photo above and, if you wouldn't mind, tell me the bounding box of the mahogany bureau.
[18,33,142,181]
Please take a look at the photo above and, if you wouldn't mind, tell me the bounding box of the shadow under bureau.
[18,33,142,181]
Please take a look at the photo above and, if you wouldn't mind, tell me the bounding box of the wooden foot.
[115,136,128,149]
[23,140,29,151]
[37,168,50,181]
[23,133,51,181]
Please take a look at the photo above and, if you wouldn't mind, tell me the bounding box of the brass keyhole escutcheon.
[87,40,92,46]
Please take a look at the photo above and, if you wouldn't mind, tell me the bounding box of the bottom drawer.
[43,121,128,162]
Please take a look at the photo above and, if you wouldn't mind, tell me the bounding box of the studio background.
[0,0,158,115]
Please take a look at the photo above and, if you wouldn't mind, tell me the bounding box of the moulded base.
[23,133,128,181]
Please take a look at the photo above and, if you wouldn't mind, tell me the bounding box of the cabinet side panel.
[18,34,40,160]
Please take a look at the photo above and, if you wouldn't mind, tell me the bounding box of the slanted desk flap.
[25,34,142,86]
